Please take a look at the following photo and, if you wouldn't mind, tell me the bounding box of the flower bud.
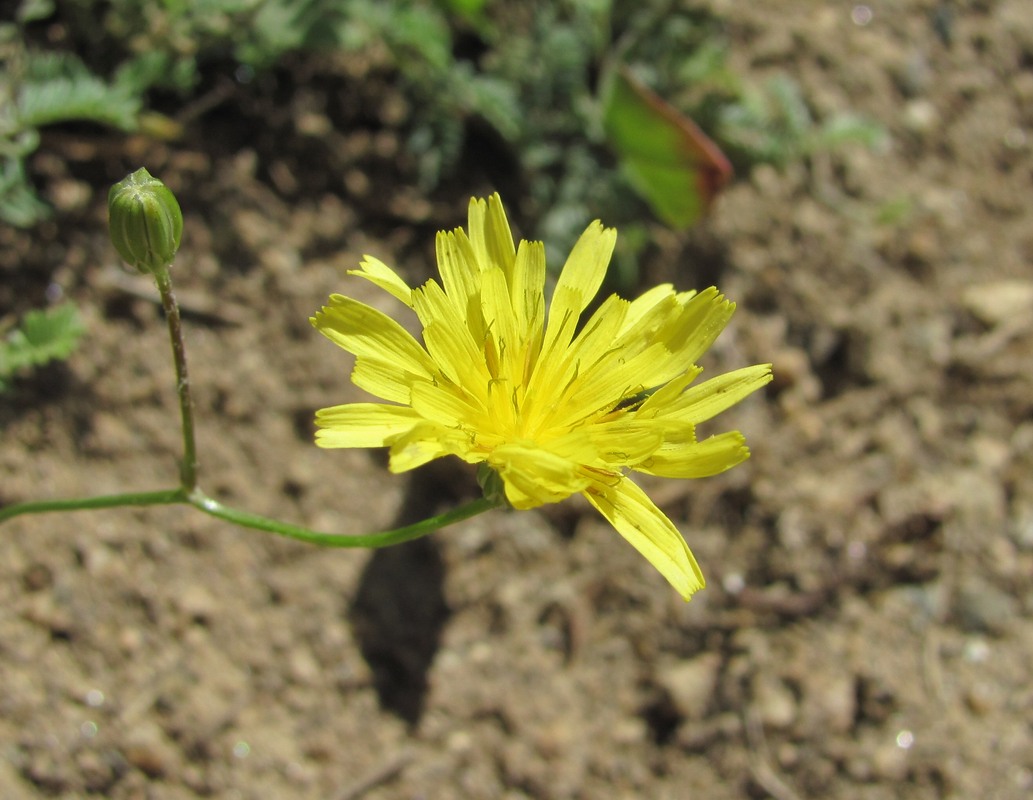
[108,168,183,275]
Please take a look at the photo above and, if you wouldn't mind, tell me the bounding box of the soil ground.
[2,1,1032,798]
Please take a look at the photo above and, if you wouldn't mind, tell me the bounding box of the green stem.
[189,492,497,548]
[0,488,496,548]
[0,488,187,523]
[154,268,198,490]
[0,244,498,548]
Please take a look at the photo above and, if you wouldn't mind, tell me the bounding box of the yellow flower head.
[311,194,771,599]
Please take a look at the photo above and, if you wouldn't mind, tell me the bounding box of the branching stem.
[0,265,495,544]
[0,488,495,548]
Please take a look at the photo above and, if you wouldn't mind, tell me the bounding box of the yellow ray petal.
[347,256,414,308]
[529,294,627,415]
[387,423,459,472]
[469,193,517,273]
[490,443,591,509]
[544,221,616,346]
[620,283,678,336]
[479,266,520,381]
[311,295,433,377]
[582,418,666,467]
[637,430,751,478]
[314,403,422,448]
[409,380,485,434]
[566,294,628,364]
[547,342,672,430]
[510,239,546,336]
[536,419,664,471]
[435,229,481,324]
[350,357,416,404]
[413,280,491,391]
[583,477,705,600]
[657,287,735,365]
[651,364,773,423]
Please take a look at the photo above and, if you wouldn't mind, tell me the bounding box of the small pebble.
[872,741,909,781]
[963,683,996,715]
[753,673,797,729]
[902,99,939,133]
[123,723,179,778]
[175,585,217,623]
[955,578,1017,635]
[801,673,856,734]
[655,653,722,722]
[961,280,1033,327]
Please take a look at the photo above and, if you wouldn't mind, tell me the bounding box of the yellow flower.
[312,194,771,599]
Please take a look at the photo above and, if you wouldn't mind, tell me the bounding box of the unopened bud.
[108,168,183,275]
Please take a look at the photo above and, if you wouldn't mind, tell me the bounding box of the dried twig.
[743,706,804,800]
[334,751,413,800]
[922,627,944,701]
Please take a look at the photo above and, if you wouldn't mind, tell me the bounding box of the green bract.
[108,168,183,275]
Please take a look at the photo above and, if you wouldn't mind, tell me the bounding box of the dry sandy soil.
[2,1,1032,798]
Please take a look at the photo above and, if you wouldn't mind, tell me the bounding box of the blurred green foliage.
[4,0,884,282]
[0,302,84,391]
[1,2,142,225]
[601,65,731,230]
[715,76,885,168]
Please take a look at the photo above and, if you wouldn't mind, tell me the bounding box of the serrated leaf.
[15,51,140,131]
[0,303,84,385]
[601,65,732,229]
[0,158,51,227]
[457,71,522,141]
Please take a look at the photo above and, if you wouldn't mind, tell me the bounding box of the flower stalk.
[0,486,495,548]
[154,268,198,490]
[0,169,496,548]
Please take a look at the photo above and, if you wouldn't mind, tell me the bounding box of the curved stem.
[0,487,496,548]
[187,491,497,548]
[0,248,499,548]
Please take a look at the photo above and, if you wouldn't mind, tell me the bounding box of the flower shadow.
[348,460,473,726]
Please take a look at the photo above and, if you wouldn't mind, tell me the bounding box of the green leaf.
[601,65,731,229]
[811,113,887,153]
[716,76,886,168]
[0,158,50,227]
[453,69,522,141]
[0,303,85,389]
[16,0,55,24]
[436,0,488,19]
[15,51,140,131]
